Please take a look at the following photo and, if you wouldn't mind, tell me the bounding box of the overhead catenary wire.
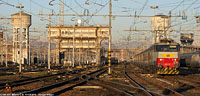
[0,0,16,7]
[183,0,198,11]
[170,0,185,11]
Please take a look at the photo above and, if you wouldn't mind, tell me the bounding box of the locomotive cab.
[155,39,180,74]
[133,39,180,74]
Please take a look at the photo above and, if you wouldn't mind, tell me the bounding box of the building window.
[62,31,65,34]
[51,31,57,36]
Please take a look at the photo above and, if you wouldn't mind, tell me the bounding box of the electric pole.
[150,6,158,44]
[29,39,31,66]
[1,32,3,66]
[72,26,75,67]
[48,15,51,70]
[5,27,8,68]
[16,4,24,73]
[108,0,112,75]
[59,0,64,25]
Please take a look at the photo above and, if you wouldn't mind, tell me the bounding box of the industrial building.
[48,24,109,66]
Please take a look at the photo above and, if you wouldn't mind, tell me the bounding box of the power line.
[74,0,87,10]
[170,0,185,11]
[0,0,16,7]
[130,0,148,30]
[31,0,51,10]
[183,0,198,11]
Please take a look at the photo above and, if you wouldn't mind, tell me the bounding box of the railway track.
[89,80,134,96]
[125,64,183,96]
[91,78,161,96]
[21,68,107,95]
[0,68,86,92]
[162,75,200,94]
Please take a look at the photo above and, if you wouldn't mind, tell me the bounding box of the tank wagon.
[180,33,194,45]
[134,39,180,74]
[180,52,200,68]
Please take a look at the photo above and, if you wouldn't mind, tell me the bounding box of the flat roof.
[48,25,109,28]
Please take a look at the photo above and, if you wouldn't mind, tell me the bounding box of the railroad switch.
[5,83,12,94]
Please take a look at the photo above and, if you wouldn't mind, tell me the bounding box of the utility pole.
[1,34,3,66]
[163,17,166,39]
[29,39,31,66]
[5,27,8,68]
[39,9,53,70]
[59,0,64,25]
[37,41,39,64]
[72,26,75,67]
[48,15,51,70]
[151,6,158,44]
[0,28,4,66]
[108,0,112,75]
[16,4,24,73]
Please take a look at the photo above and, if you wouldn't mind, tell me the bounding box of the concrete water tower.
[11,10,31,64]
[151,15,170,43]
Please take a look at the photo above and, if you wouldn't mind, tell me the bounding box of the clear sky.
[0,0,200,43]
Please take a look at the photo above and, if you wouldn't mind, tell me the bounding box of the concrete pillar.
[152,31,155,44]
[96,37,101,65]
[53,54,56,65]
[180,47,184,54]
[13,28,15,64]
[96,48,101,65]
[56,39,60,66]
[156,31,160,43]
[64,50,67,66]
[0,39,3,65]
[26,28,29,65]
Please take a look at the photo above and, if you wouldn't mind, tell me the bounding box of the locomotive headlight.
[172,59,177,62]
[160,59,163,61]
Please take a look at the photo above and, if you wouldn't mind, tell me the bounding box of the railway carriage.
[134,39,180,74]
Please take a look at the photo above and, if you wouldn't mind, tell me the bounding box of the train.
[180,33,194,45]
[180,52,200,68]
[101,56,118,65]
[134,39,180,74]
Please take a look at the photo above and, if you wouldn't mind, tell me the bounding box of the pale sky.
[0,0,200,43]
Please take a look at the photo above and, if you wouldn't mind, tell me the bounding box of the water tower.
[11,10,31,64]
[151,15,170,43]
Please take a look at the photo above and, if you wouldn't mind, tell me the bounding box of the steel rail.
[0,72,67,89]
[124,64,153,96]
[21,68,107,95]
[92,79,163,96]
[52,69,107,95]
[22,77,79,94]
[0,68,86,89]
[176,76,200,87]
[124,71,154,96]
[164,76,200,92]
[127,69,183,96]
[125,64,183,96]
[89,80,134,96]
